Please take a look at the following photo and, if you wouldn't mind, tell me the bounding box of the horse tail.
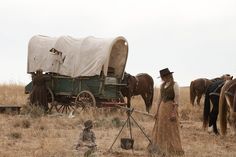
[149,79,154,112]
[190,81,195,106]
[203,88,211,129]
[219,85,227,136]
[234,90,236,112]
[146,76,154,113]
[231,91,236,124]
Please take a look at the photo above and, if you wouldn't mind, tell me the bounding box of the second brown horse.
[121,72,154,113]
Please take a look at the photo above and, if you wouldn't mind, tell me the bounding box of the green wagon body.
[25,74,126,107]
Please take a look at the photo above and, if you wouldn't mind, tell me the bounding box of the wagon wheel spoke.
[53,104,72,114]
[62,105,67,113]
[64,106,67,113]
[76,106,86,114]
[74,90,96,114]
[66,105,71,114]
[48,104,54,112]
[56,104,64,112]
[67,105,74,112]
[69,105,75,110]
[48,102,58,113]
[67,106,69,114]
[66,106,68,114]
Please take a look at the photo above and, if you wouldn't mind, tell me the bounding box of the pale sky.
[0,0,236,86]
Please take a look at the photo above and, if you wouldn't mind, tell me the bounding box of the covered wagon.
[25,35,129,113]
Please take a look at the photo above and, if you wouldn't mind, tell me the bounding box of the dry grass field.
[0,84,236,157]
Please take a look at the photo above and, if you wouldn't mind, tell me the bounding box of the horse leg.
[213,122,219,135]
[192,92,196,106]
[126,96,132,116]
[210,111,219,135]
[196,93,202,106]
[127,96,131,108]
[209,95,220,135]
[141,94,149,113]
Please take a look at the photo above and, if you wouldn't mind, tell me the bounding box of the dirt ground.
[0,86,236,157]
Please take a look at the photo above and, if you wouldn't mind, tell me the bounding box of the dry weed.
[0,85,236,157]
[0,83,27,105]
[20,105,45,118]
[8,132,22,139]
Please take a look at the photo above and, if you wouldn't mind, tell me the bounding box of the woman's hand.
[173,102,178,107]
[169,102,178,122]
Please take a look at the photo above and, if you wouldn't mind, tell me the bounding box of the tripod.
[108,107,152,152]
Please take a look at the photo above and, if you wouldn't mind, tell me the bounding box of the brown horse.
[121,72,154,113]
[190,78,212,106]
[190,74,233,106]
[219,79,236,136]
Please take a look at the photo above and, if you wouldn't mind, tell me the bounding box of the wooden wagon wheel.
[74,90,96,113]
[55,102,76,114]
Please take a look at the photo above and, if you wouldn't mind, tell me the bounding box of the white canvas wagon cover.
[27,35,128,78]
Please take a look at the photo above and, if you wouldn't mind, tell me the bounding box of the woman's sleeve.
[174,82,180,105]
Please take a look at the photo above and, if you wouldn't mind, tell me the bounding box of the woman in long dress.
[148,68,184,156]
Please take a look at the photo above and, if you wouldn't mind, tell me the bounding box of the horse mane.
[121,72,136,97]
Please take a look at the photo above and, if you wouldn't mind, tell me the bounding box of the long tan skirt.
[148,101,184,156]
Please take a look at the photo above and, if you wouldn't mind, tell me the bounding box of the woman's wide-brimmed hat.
[158,68,174,78]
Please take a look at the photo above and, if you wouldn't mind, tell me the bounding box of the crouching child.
[76,120,97,156]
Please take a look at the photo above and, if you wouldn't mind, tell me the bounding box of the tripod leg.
[127,116,134,154]
[130,115,152,144]
[108,115,129,151]
[128,116,133,139]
